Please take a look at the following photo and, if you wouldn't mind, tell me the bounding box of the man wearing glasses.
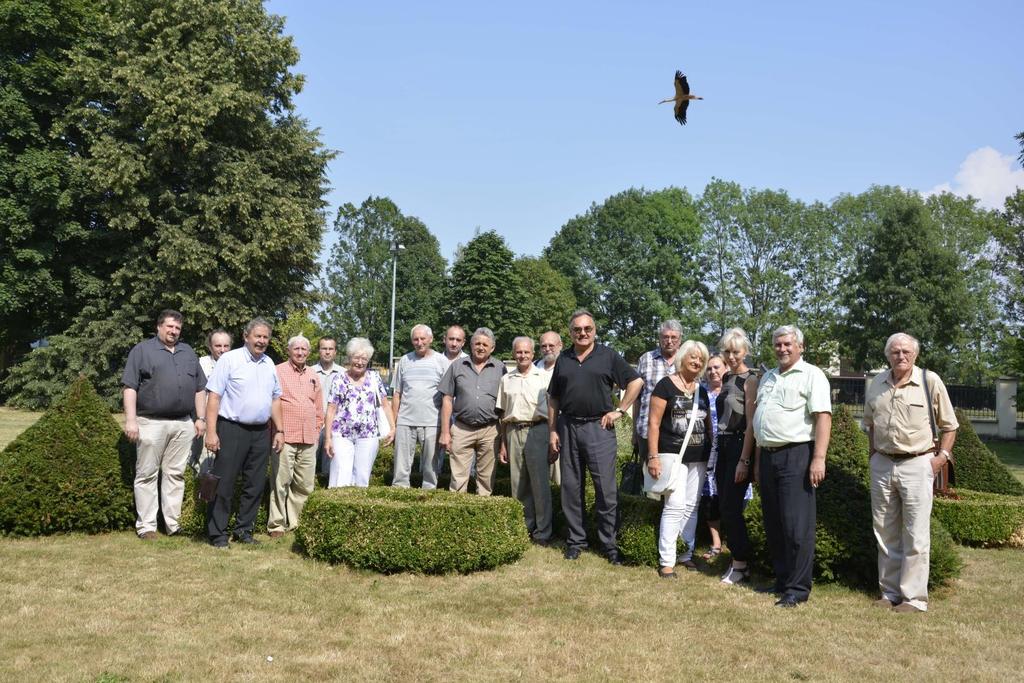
[547,310,643,564]
[632,320,683,459]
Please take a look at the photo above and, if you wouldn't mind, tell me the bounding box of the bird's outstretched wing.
[675,70,690,96]
[675,99,689,125]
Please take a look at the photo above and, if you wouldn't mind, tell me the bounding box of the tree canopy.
[840,194,966,376]
[545,187,704,360]
[322,196,447,361]
[445,230,527,353]
[2,0,333,407]
[511,256,577,340]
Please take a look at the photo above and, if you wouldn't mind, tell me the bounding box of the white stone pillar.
[996,377,1018,439]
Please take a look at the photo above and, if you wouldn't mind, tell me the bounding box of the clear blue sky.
[266,0,1023,264]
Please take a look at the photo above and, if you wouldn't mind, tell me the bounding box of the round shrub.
[932,489,1024,547]
[742,405,961,588]
[297,487,530,573]
[0,376,135,536]
[949,410,1024,496]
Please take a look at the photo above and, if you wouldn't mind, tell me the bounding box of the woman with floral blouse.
[325,337,394,487]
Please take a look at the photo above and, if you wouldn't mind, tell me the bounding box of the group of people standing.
[121,307,958,613]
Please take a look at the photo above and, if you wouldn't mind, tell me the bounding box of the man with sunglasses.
[547,310,643,564]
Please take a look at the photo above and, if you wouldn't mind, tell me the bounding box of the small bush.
[297,487,530,573]
[950,411,1024,496]
[0,376,135,535]
[932,489,1024,547]
[551,484,682,566]
[743,405,961,588]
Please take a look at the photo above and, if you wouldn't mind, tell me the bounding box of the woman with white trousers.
[646,340,713,579]
[325,337,394,487]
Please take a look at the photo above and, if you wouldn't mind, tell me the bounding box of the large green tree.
[3,0,333,408]
[444,230,526,353]
[998,189,1024,377]
[840,196,967,376]
[545,187,704,360]
[697,180,828,363]
[0,0,100,370]
[322,196,447,362]
[511,256,577,339]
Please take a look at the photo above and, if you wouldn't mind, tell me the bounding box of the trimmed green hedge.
[552,484,682,566]
[297,487,530,573]
[179,464,270,537]
[933,489,1024,547]
[742,405,961,588]
[0,376,135,536]
[950,410,1024,496]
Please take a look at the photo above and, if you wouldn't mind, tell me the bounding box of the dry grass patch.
[1,533,1023,682]
[0,407,40,450]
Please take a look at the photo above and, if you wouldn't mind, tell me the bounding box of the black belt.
[719,431,744,438]
[509,419,545,429]
[880,450,932,459]
[564,415,602,424]
[139,414,190,420]
[455,419,498,429]
[221,417,269,429]
[761,441,811,454]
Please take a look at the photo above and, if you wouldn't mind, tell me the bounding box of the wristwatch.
[939,449,952,463]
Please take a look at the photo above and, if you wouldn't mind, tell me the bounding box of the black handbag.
[620,445,645,496]
[198,470,220,503]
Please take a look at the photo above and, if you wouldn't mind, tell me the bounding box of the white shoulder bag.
[643,398,699,499]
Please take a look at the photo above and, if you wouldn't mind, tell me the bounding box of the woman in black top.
[647,340,713,578]
[716,327,758,585]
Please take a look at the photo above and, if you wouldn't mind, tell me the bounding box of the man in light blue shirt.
[204,318,284,548]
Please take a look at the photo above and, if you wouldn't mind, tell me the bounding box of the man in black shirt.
[122,309,207,539]
[547,310,643,563]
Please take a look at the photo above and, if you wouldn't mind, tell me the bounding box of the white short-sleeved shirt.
[752,359,831,448]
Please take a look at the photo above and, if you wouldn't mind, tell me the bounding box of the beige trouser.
[870,452,934,611]
[506,422,554,541]
[268,442,317,532]
[135,416,193,535]
[449,422,499,495]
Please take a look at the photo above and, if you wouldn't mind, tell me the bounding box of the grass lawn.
[983,440,1024,484]
[0,407,41,450]
[2,410,1023,680]
[1,533,1023,681]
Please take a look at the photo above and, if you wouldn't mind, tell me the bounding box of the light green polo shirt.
[752,359,832,448]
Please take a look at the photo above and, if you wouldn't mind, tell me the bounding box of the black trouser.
[559,416,618,552]
[207,419,270,545]
[758,441,816,600]
[716,433,752,562]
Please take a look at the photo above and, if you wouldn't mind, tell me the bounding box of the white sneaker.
[720,566,749,585]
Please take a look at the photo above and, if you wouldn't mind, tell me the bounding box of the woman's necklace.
[674,374,697,396]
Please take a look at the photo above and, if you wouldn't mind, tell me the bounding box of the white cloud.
[925,146,1024,209]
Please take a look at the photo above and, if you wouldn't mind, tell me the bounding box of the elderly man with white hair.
[752,324,832,607]
[864,332,958,613]
[391,324,449,488]
[268,334,324,538]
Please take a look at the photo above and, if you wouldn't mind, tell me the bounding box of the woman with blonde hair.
[716,327,758,585]
[647,340,713,578]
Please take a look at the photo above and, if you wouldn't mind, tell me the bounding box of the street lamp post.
[388,239,405,379]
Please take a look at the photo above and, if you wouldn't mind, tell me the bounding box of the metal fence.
[946,384,997,420]
[828,376,865,417]
[828,376,999,421]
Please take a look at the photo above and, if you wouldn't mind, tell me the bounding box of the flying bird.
[659,70,703,125]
